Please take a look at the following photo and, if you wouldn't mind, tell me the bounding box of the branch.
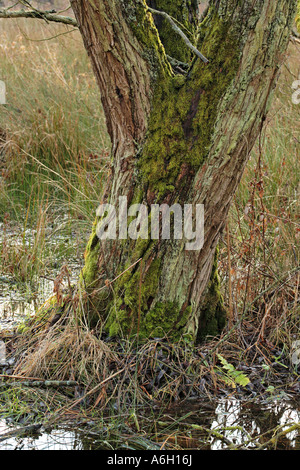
[292,27,300,38]
[291,34,300,44]
[166,55,189,74]
[0,8,78,27]
[256,424,300,450]
[147,6,209,64]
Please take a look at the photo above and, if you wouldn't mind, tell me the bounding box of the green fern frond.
[216,354,250,388]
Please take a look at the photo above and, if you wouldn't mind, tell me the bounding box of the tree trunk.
[70,0,296,342]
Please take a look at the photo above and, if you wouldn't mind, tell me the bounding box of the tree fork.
[146,0,199,62]
[70,0,297,342]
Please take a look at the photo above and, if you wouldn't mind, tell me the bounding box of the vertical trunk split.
[71,0,297,342]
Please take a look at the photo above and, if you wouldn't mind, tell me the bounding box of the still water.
[0,399,299,450]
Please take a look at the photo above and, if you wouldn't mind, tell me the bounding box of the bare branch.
[146,6,209,64]
[0,7,78,27]
[291,35,300,44]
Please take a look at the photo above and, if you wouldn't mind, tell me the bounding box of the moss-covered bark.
[147,0,199,62]
[196,250,226,342]
[72,0,297,343]
[139,9,240,197]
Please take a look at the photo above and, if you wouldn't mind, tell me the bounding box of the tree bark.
[70,0,297,342]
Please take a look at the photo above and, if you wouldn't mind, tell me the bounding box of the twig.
[0,380,78,388]
[0,374,43,380]
[166,55,189,72]
[5,1,20,11]
[50,368,126,422]
[256,424,300,450]
[0,8,78,27]
[20,27,78,42]
[19,0,50,23]
[146,6,209,64]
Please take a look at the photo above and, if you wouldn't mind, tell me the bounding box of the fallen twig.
[0,380,78,388]
[256,424,300,450]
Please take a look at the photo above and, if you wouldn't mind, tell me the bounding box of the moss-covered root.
[17,295,64,335]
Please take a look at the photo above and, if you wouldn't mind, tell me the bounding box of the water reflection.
[209,399,300,450]
[0,399,298,450]
[211,400,258,449]
[0,220,83,330]
[0,421,85,450]
[0,277,53,330]
[168,398,299,450]
[0,268,80,330]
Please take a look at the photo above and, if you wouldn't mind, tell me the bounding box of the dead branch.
[0,8,78,27]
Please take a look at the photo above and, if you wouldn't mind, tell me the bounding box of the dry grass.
[220,41,300,352]
[0,17,110,222]
[0,18,110,283]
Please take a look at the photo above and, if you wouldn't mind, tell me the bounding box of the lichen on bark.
[147,0,199,62]
[72,0,297,344]
[78,4,255,342]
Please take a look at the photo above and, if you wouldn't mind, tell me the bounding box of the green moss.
[105,257,161,337]
[124,0,172,80]
[102,244,194,341]
[196,249,227,342]
[17,295,60,334]
[149,0,198,62]
[81,218,226,342]
[142,301,192,340]
[138,8,241,199]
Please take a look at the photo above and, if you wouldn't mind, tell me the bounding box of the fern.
[216,354,250,388]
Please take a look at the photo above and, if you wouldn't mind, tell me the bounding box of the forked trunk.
[70,0,296,341]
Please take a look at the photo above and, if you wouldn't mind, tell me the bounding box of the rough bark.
[70,0,297,342]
